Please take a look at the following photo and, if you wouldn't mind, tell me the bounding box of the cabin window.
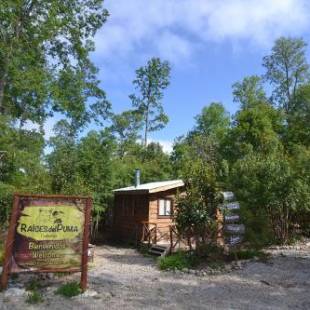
[158,199,172,216]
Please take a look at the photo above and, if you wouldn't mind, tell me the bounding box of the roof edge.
[113,179,184,194]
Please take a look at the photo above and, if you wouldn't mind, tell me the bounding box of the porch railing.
[169,225,194,254]
[140,221,157,246]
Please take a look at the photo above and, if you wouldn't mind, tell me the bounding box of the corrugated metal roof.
[113,179,184,194]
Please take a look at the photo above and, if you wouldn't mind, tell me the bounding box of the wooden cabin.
[112,179,185,243]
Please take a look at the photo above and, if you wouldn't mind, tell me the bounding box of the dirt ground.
[1,243,310,310]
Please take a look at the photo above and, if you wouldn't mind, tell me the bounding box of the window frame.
[157,198,173,218]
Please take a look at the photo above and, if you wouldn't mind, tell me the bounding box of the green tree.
[172,103,230,178]
[77,130,116,238]
[110,110,142,158]
[175,134,226,254]
[263,37,309,113]
[286,83,310,147]
[172,104,230,253]
[47,120,81,194]
[194,102,230,141]
[231,151,310,244]
[229,76,310,244]
[230,77,284,160]
[230,102,283,158]
[289,145,310,235]
[0,116,50,226]
[0,0,110,127]
[232,75,267,108]
[139,142,172,182]
[47,124,116,238]
[129,58,171,146]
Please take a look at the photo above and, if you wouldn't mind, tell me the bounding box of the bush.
[0,183,14,227]
[196,243,224,259]
[239,206,275,248]
[55,281,82,298]
[25,278,42,291]
[158,251,199,271]
[229,249,270,261]
[26,291,43,304]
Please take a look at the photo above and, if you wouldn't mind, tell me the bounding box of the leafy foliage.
[26,290,43,304]
[25,278,42,291]
[130,58,171,146]
[158,251,199,271]
[0,11,309,253]
[232,75,267,109]
[55,281,81,298]
[263,37,310,112]
[0,0,110,128]
[173,38,310,246]
[173,103,230,253]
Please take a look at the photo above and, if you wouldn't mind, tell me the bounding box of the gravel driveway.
[1,243,310,310]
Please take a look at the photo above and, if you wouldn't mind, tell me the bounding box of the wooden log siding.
[148,189,178,241]
[112,186,186,243]
[113,194,149,240]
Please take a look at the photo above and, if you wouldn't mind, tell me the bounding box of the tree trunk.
[144,105,149,147]
[284,61,291,113]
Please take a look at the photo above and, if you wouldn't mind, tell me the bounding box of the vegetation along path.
[1,243,310,310]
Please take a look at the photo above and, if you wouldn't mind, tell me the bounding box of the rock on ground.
[0,243,310,309]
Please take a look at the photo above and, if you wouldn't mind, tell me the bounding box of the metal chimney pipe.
[135,169,141,187]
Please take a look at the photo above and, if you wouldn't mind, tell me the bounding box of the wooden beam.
[1,194,20,290]
[80,197,92,291]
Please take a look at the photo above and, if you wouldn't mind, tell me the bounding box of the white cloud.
[204,0,309,45]
[95,0,310,63]
[157,31,192,63]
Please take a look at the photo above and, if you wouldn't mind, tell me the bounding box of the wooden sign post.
[1,194,92,291]
[218,192,245,251]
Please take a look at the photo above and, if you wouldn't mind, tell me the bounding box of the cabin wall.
[148,188,185,240]
[113,194,149,241]
[113,187,186,243]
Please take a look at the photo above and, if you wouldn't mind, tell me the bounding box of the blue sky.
[45,0,310,152]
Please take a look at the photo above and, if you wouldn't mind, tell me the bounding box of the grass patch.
[229,249,270,261]
[26,290,43,304]
[55,281,82,298]
[207,260,225,270]
[158,247,271,273]
[158,251,199,271]
[26,278,42,291]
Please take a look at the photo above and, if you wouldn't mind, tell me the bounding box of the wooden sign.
[0,194,92,291]
[224,215,240,223]
[221,202,240,210]
[224,224,245,234]
[226,235,243,246]
[221,191,235,201]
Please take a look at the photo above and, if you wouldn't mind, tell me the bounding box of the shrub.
[0,183,15,227]
[26,278,42,291]
[158,251,199,271]
[55,281,82,298]
[26,291,43,304]
[229,249,270,261]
